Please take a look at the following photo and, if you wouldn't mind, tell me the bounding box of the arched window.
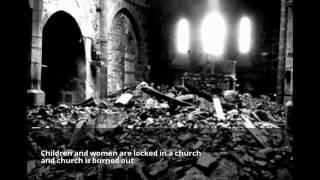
[176,18,190,54]
[201,12,227,56]
[238,16,252,54]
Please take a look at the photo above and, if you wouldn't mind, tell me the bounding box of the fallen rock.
[177,122,185,128]
[115,93,133,105]
[27,160,37,174]
[165,92,176,99]
[192,141,204,150]
[209,159,238,180]
[196,152,218,168]
[180,167,209,180]
[255,148,273,159]
[95,110,123,134]
[198,98,214,111]
[213,97,226,121]
[255,160,268,167]
[223,90,238,102]
[145,98,160,109]
[176,94,195,102]
[276,168,292,180]
[147,160,169,176]
[178,133,194,143]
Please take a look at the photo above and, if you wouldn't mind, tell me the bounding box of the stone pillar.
[284,1,293,104]
[99,0,108,98]
[276,0,288,104]
[27,0,45,106]
[84,37,94,100]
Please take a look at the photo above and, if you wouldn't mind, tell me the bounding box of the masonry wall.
[27,0,152,105]
[103,0,151,96]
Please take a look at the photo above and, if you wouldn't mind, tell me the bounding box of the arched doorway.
[107,10,139,95]
[42,11,86,105]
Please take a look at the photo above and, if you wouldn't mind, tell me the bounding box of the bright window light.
[238,16,252,54]
[176,18,190,54]
[201,12,227,56]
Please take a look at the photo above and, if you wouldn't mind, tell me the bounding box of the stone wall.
[103,0,151,96]
[28,0,151,105]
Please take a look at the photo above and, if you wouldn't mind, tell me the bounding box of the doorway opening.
[42,11,86,105]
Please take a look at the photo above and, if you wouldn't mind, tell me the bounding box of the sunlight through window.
[201,12,227,56]
[238,16,252,54]
[176,18,190,54]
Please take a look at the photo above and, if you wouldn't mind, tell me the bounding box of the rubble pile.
[27,82,293,180]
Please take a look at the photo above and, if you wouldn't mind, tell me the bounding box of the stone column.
[276,0,288,104]
[99,0,108,98]
[83,37,96,99]
[27,0,45,106]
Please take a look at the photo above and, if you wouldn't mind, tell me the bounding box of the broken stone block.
[198,97,214,111]
[196,152,217,168]
[229,151,245,165]
[86,168,98,179]
[177,122,185,128]
[276,168,292,180]
[209,159,238,180]
[146,117,154,126]
[115,93,133,105]
[223,90,238,102]
[131,158,149,180]
[97,100,108,109]
[145,98,160,109]
[172,166,184,174]
[176,94,195,102]
[180,167,209,180]
[159,103,170,109]
[27,160,37,174]
[186,112,195,121]
[95,110,123,134]
[192,141,204,150]
[227,109,239,118]
[165,92,176,99]
[213,97,226,121]
[254,160,268,167]
[75,119,86,129]
[178,133,194,143]
[255,148,273,159]
[259,122,280,129]
[75,172,85,180]
[147,160,168,176]
[240,108,251,116]
[57,104,69,109]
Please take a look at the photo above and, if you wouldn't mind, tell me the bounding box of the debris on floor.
[27,81,292,180]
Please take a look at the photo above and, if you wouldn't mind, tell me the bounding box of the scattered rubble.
[27,81,292,180]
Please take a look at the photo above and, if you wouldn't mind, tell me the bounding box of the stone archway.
[41,11,86,105]
[107,9,139,95]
